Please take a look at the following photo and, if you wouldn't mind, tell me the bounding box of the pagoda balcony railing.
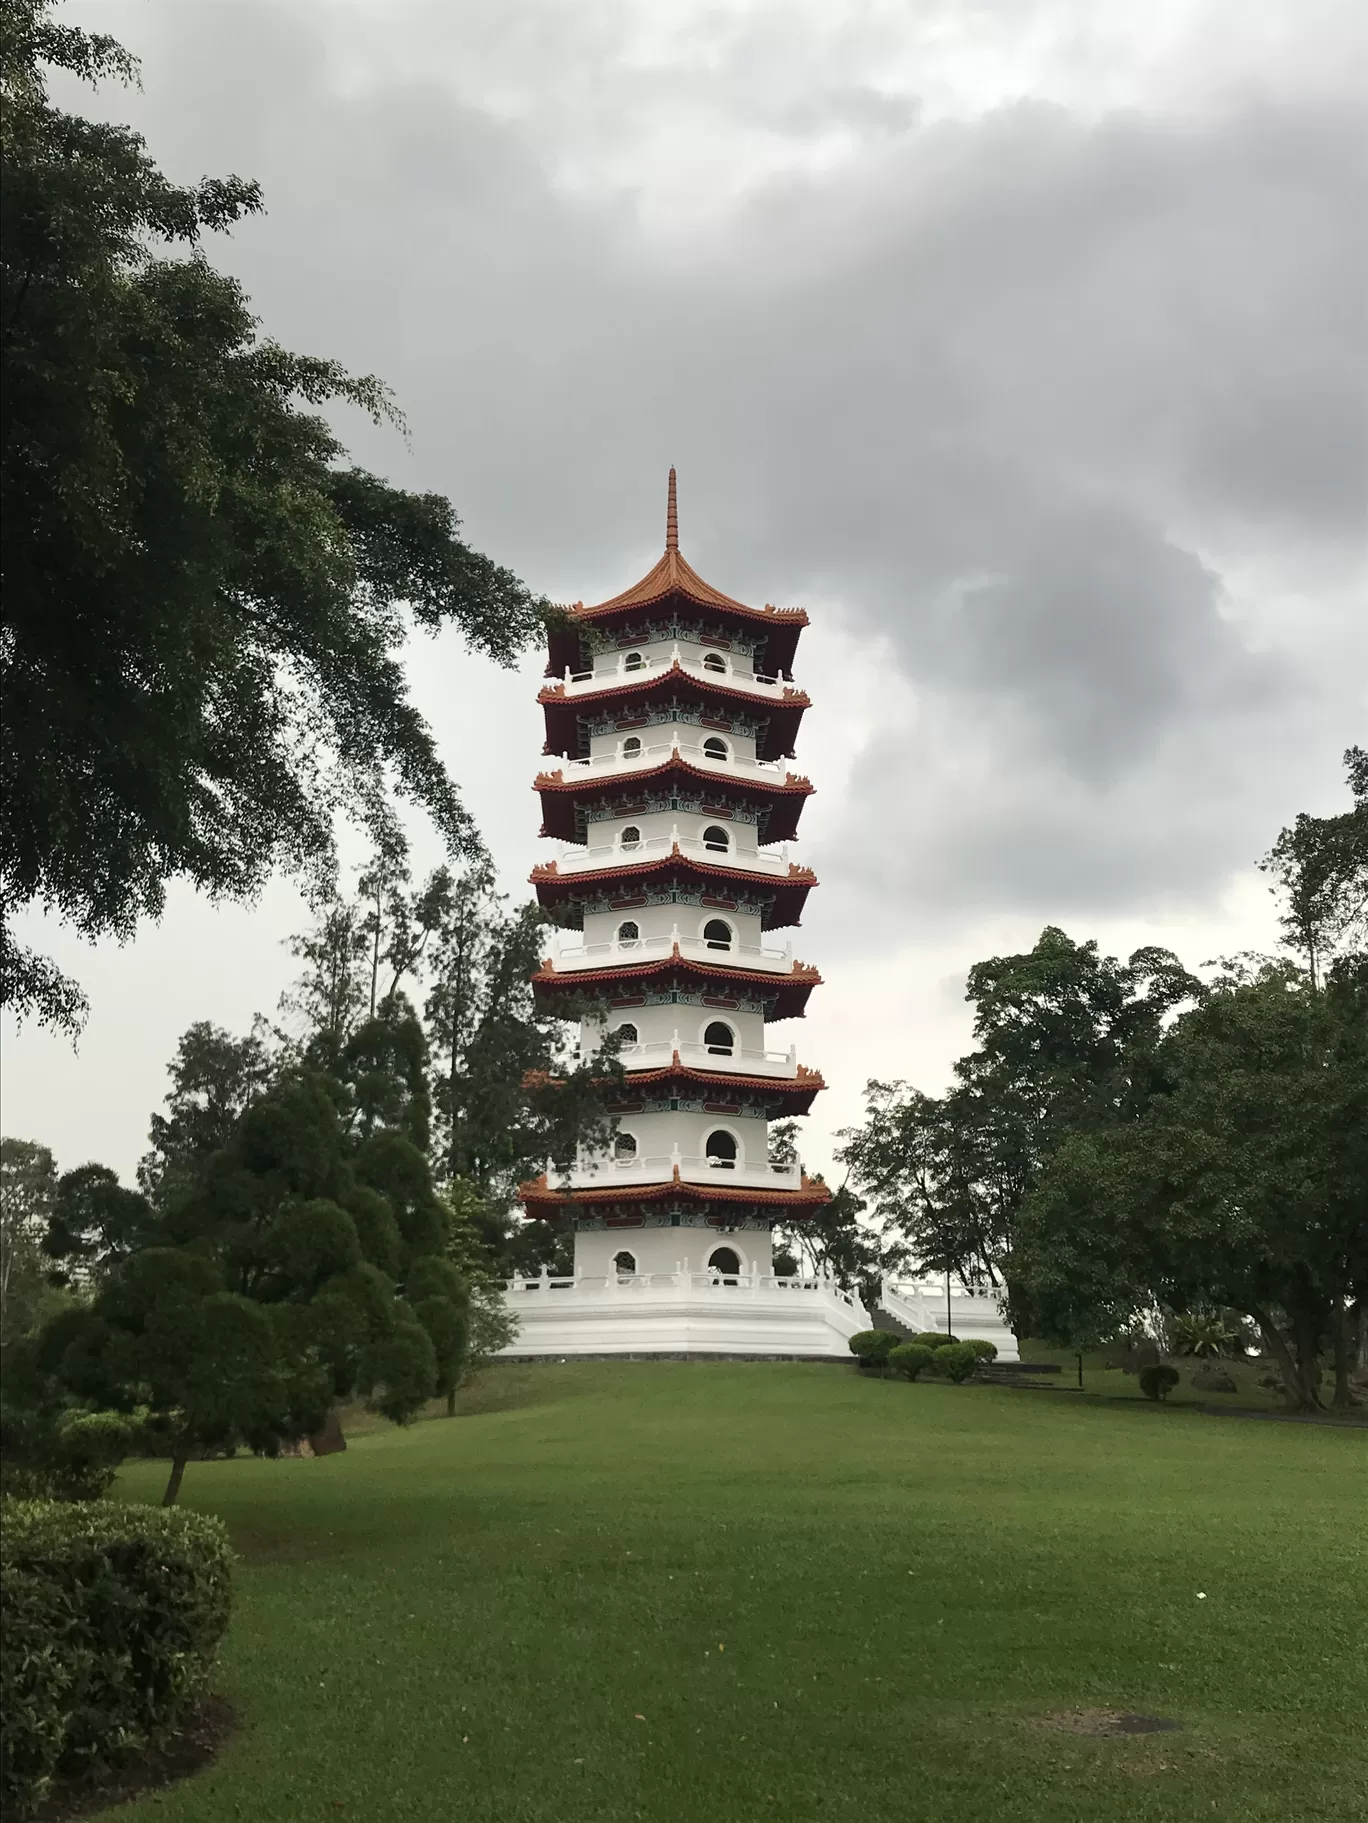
[554,926,792,975]
[559,648,791,699]
[553,831,792,876]
[549,1149,803,1191]
[586,1037,799,1079]
[506,1266,862,1306]
[556,738,786,782]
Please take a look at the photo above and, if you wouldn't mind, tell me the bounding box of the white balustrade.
[553,924,792,975]
[507,1269,861,1307]
[587,1037,798,1079]
[555,739,785,782]
[547,1147,803,1190]
[557,646,792,699]
[551,829,792,877]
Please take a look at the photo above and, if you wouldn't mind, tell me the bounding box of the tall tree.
[837,930,1203,1291]
[137,1020,276,1207]
[0,1,548,1032]
[1260,746,1368,986]
[0,1136,58,1344]
[38,1068,469,1499]
[1010,958,1368,1411]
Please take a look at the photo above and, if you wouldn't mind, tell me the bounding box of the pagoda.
[503,473,870,1358]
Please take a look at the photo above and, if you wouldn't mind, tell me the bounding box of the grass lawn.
[1012,1343,1305,1412]
[110,1363,1365,1823]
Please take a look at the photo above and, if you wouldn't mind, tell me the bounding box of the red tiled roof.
[529,848,817,889]
[531,948,821,1022]
[529,847,816,934]
[532,949,821,989]
[517,1169,832,1213]
[533,755,814,844]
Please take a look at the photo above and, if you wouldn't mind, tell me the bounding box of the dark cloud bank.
[73,1,1368,955]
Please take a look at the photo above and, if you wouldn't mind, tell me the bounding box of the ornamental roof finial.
[666,467,678,551]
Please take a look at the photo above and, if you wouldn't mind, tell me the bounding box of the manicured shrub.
[847,1329,901,1370]
[889,1343,935,1381]
[1139,1363,1181,1402]
[910,1332,958,1350]
[0,1406,139,1503]
[962,1338,998,1364]
[0,1499,233,1815]
[930,1343,980,1383]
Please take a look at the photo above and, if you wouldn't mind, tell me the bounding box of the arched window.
[708,1246,741,1277]
[616,920,640,944]
[620,825,642,849]
[703,1021,735,1055]
[621,736,642,758]
[705,1129,738,1169]
[702,919,733,950]
[614,1131,638,1161]
[702,736,729,761]
[613,1250,637,1277]
[702,652,727,673]
[702,824,730,852]
[623,651,646,671]
[615,1022,639,1047]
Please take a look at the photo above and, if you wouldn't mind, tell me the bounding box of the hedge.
[847,1329,901,1369]
[0,1499,233,1815]
[930,1342,980,1382]
[889,1342,935,1381]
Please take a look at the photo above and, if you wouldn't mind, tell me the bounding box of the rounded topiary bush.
[930,1342,980,1383]
[847,1329,901,1371]
[910,1332,958,1350]
[1139,1363,1182,1402]
[962,1338,998,1364]
[889,1343,935,1381]
[0,1500,233,1815]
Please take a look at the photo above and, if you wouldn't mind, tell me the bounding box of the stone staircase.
[872,1305,916,1340]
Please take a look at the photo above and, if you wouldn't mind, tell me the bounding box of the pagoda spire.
[665,467,679,551]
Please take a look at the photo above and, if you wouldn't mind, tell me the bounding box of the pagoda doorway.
[708,1246,742,1282]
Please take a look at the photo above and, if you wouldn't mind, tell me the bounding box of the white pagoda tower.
[501,473,869,1357]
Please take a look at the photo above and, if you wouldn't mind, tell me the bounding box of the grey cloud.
[67,0,1368,948]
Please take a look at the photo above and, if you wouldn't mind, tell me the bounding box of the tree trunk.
[1330,1298,1355,1412]
[1251,1307,1320,1414]
[162,1443,191,1507]
[1291,1305,1327,1411]
[446,1387,457,1417]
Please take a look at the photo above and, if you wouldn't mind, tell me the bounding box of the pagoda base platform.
[497,1269,872,1359]
[878,1281,1020,1362]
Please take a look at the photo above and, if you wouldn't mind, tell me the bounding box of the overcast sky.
[5,0,1366,1188]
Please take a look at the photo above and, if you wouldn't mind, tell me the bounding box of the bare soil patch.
[1033,1709,1183,1738]
[28,1696,237,1821]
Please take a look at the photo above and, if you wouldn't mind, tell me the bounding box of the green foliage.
[0,1404,138,1503]
[136,1022,275,1208]
[0,3,548,1034]
[344,1184,404,1276]
[1139,1364,1181,1402]
[888,1342,935,1380]
[1167,1310,1245,1359]
[0,1496,232,1814]
[930,1342,980,1383]
[962,1338,998,1363]
[1,1138,58,1345]
[908,1332,958,1349]
[838,931,1202,1288]
[1012,959,1368,1409]
[847,1329,900,1367]
[1260,746,1368,985]
[363,1317,438,1424]
[42,1163,157,1282]
[263,1199,363,1295]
